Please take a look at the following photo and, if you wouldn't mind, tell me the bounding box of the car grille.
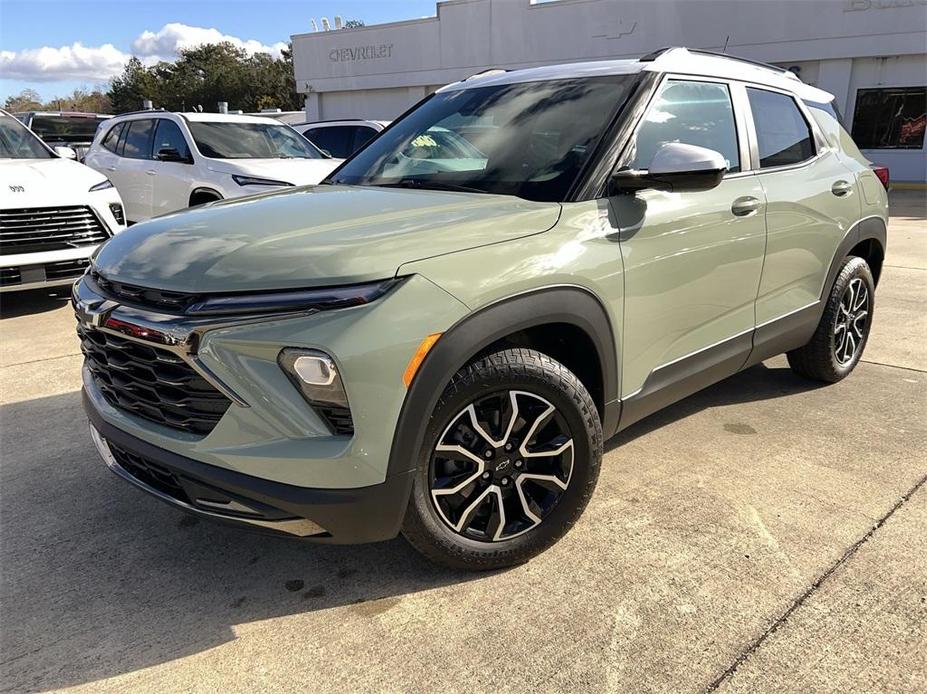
[79,325,232,435]
[0,206,110,254]
[91,270,197,314]
[0,267,22,286]
[315,404,354,436]
[0,258,89,288]
[107,439,191,503]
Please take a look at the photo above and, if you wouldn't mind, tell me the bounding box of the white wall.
[293,0,927,179]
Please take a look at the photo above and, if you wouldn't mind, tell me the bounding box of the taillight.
[872,165,890,190]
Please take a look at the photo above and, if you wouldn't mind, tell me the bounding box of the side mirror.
[157,147,188,163]
[611,142,727,194]
[54,145,77,160]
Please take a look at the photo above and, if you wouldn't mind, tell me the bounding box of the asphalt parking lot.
[1,190,924,693]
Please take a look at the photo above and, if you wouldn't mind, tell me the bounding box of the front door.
[610,77,767,425]
[151,118,195,216]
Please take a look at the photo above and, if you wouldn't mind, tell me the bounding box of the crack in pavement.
[859,360,927,374]
[703,472,927,692]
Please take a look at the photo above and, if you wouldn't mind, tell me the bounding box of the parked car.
[75,48,888,570]
[0,109,125,293]
[294,119,389,158]
[84,112,342,223]
[14,111,111,162]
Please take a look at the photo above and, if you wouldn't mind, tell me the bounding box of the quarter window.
[304,126,352,158]
[122,119,154,160]
[631,79,741,173]
[747,88,815,168]
[851,86,926,150]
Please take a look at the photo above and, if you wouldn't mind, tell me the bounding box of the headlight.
[279,348,352,434]
[89,179,114,192]
[185,278,401,316]
[231,174,293,187]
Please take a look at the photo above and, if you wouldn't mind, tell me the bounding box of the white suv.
[0,109,125,293]
[294,119,389,159]
[84,112,342,223]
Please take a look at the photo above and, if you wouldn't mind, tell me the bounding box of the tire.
[401,348,603,570]
[787,256,875,383]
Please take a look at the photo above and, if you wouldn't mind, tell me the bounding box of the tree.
[4,88,42,112]
[344,19,365,28]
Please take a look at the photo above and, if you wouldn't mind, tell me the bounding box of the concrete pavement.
[0,191,924,693]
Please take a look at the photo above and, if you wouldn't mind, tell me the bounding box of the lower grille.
[45,258,90,281]
[0,267,22,287]
[1,206,110,254]
[79,326,232,436]
[315,404,354,436]
[108,439,190,503]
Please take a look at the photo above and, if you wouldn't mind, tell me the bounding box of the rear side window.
[152,119,191,160]
[305,126,352,158]
[631,79,741,173]
[747,88,815,168]
[122,119,154,159]
[351,126,377,152]
[101,123,125,153]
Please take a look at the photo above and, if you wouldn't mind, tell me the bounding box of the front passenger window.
[152,119,190,161]
[631,80,740,173]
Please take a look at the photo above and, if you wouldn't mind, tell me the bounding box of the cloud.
[0,43,128,82]
[132,23,287,62]
[0,23,287,83]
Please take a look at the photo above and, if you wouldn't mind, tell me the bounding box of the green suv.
[74,48,888,569]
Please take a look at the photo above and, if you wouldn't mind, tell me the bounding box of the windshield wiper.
[378,179,489,194]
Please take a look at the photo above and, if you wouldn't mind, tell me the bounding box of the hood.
[206,157,343,187]
[0,157,108,209]
[92,184,561,293]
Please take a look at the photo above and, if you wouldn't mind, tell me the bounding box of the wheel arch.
[386,286,620,479]
[823,216,887,298]
[189,187,223,207]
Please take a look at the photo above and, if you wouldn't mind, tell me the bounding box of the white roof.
[439,47,835,103]
[179,112,286,124]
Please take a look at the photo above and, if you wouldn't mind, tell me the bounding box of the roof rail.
[464,68,509,81]
[114,107,166,117]
[642,47,798,79]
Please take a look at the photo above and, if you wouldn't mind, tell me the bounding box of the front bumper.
[85,390,416,543]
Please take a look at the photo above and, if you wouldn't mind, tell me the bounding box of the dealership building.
[292,0,927,182]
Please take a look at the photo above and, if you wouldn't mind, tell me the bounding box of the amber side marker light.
[403,333,443,387]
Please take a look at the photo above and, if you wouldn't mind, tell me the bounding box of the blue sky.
[0,0,439,101]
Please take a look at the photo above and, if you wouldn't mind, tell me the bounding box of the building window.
[851,87,926,150]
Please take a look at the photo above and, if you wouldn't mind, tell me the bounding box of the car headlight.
[89,179,114,192]
[184,279,401,316]
[231,174,294,187]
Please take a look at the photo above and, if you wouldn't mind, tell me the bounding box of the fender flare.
[386,285,620,479]
[821,216,886,300]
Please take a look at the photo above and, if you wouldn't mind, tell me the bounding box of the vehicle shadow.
[1,364,820,691]
[0,391,488,692]
[606,361,825,450]
[0,286,73,319]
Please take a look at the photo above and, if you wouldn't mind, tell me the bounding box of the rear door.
[117,119,156,222]
[150,118,194,216]
[744,87,859,325]
[611,77,767,422]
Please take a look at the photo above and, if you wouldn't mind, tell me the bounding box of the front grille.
[315,404,354,436]
[91,270,196,314]
[79,325,232,435]
[45,257,90,281]
[0,267,21,287]
[1,206,110,254]
[107,439,190,503]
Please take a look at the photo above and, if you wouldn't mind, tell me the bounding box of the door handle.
[145,169,158,176]
[831,180,853,196]
[106,166,116,172]
[731,196,761,217]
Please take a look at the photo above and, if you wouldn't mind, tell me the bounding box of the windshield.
[329,75,635,202]
[188,121,326,159]
[0,114,53,159]
[30,115,105,142]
